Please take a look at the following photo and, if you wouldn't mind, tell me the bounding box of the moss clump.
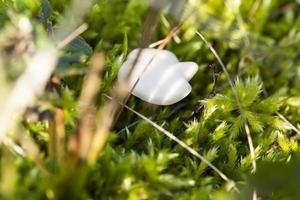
[0,0,300,199]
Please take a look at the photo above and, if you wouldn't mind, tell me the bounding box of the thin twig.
[149,39,165,48]
[196,31,257,172]
[276,111,300,140]
[117,119,144,133]
[160,14,181,43]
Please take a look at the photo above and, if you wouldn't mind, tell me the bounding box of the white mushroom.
[118,48,198,105]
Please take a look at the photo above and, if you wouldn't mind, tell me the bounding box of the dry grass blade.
[117,119,144,133]
[48,106,65,164]
[57,23,88,49]
[276,112,300,139]
[68,54,105,159]
[196,31,257,172]
[104,94,239,192]
[88,101,118,164]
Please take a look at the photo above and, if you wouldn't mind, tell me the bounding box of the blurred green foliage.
[0,0,300,199]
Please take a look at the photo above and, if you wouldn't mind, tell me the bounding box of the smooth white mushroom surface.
[118,48,198,105]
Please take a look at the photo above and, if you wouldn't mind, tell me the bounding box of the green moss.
[1,0,300,199]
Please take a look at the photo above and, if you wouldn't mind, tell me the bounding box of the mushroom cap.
[118,48,198,105]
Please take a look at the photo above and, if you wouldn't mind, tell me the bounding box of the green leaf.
[66,36,93,55]
[41,0,52,20]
